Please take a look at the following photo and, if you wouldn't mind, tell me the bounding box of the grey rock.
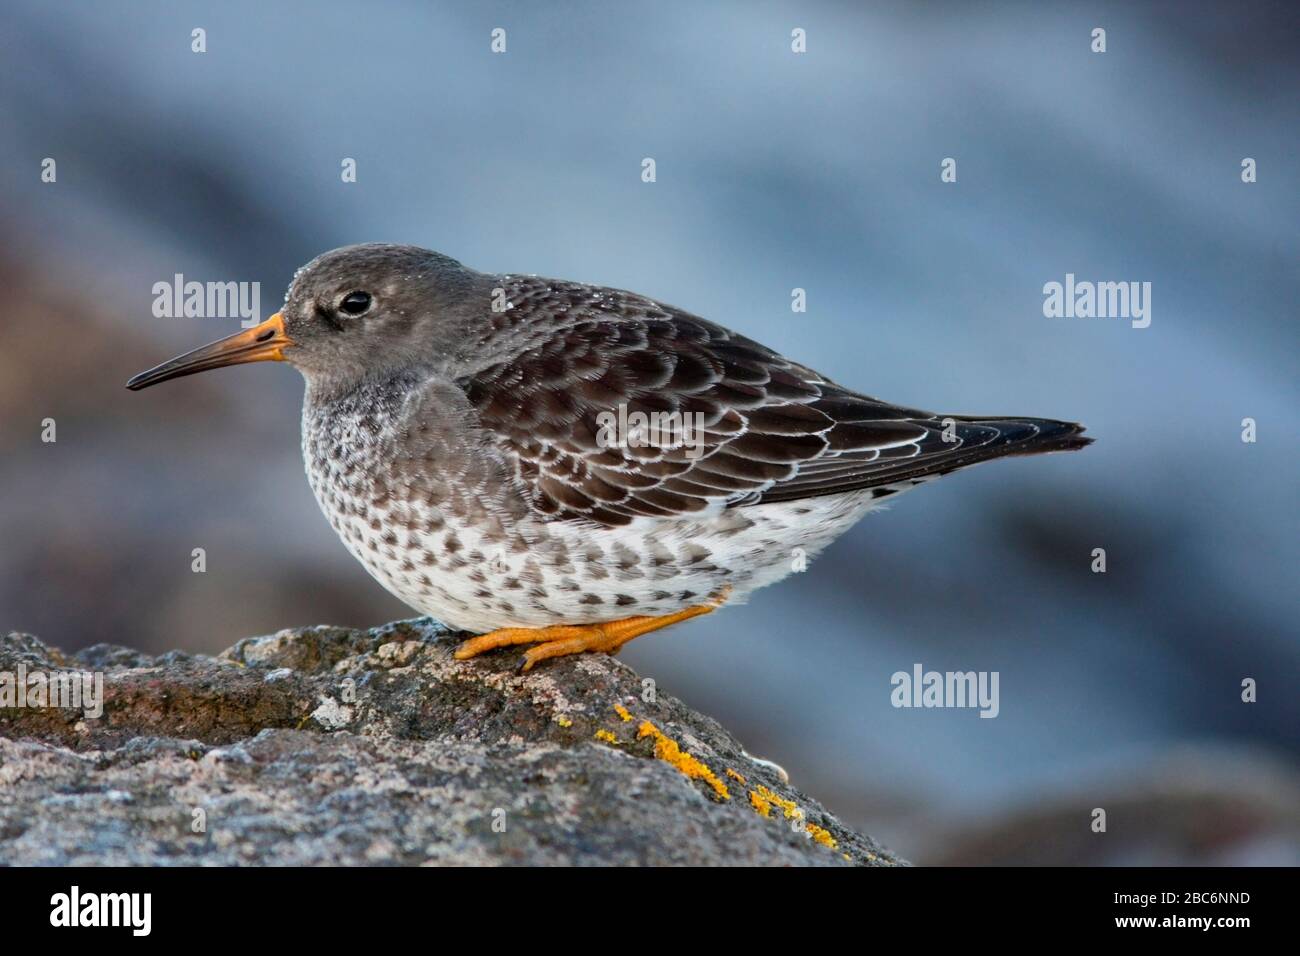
[0,621,901,866]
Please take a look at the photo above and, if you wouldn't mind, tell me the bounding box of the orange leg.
[454,587,731,671]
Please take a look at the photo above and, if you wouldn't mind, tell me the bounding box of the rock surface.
[0,621,900,866]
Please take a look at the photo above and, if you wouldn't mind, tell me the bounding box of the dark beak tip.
[123,316,290,393]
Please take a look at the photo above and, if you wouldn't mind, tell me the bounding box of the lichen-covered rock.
[0,621,901,866]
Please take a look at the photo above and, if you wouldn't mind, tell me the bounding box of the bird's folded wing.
[460,285,1086,527]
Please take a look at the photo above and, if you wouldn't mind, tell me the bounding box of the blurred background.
[1,1,1297,864]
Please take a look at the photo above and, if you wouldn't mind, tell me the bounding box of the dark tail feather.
[755,415,1092,503]
[954,416,1093,457]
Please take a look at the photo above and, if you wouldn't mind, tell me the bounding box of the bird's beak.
[126,313,294,391]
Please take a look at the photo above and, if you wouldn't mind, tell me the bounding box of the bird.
[128,243,1091,670]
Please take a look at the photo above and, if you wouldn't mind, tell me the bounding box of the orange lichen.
[746,781,841,855]
[555,716,573,728]
[805,823,838,849]
[725,768,747,784]
[636,720,729,800]
[753,785,802,821]
[614,704,633,722]
[594,729,618,744]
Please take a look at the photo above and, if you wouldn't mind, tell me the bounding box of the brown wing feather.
[461,278,1089,526]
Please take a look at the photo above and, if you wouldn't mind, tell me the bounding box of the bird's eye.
[339,291,372,316]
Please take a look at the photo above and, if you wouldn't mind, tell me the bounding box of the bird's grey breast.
[301,375,421,554]
[300,370,501,537]
[299,370,545,629]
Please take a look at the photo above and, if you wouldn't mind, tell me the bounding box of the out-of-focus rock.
[916,748,1300,867]
[0,622,901,866]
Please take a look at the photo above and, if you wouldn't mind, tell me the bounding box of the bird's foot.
[454,586,731,671]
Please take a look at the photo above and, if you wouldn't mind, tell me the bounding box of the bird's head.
[127,243,488,395]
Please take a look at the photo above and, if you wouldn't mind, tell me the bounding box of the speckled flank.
[303,371,902,633]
